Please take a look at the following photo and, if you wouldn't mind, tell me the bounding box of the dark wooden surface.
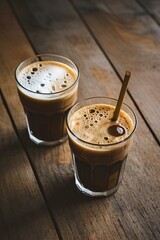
[0,0,160,239]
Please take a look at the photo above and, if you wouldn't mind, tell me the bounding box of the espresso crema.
[69,104,134,145]
[17,61,77,94]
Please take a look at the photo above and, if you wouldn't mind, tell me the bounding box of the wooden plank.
[4,0,160,239]
[0,2,60,240]
[0,207,8,240]
[0,93,59,240]
[137,0,160,25]
[71,0,160,142]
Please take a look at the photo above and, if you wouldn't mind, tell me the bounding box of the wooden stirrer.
[112,71,131,121]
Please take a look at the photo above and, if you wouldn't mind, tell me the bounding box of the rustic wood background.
[0,0,160,239]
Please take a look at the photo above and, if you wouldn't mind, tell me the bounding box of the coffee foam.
[69,104,134,145]
[17,61,77,94]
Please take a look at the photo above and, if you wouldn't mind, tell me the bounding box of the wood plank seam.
[135,0,160,26]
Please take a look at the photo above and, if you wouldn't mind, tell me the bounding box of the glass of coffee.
[15,54,79,146]
[67,97,137,197]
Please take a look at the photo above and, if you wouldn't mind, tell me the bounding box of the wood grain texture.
[0,1,60,240]
[72,0,160,142]
[0,207,8,240]
[0,93,59,240]
[7,0,160,239]
[137,0,160,24]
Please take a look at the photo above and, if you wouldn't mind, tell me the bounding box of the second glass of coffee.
[15,54,79,145]
[67,97,137,197]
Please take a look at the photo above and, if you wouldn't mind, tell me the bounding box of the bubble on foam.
[17,61,77,93]
[69,104,134,145]
[89,109,95,113]
[32,67,38,72]
[52,85,55,91]
[61,84,67,88]
[104,137,109,141]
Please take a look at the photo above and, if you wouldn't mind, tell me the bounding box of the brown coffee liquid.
[69,104,133,192]
[74,156,127,192]
[17,61,78,141]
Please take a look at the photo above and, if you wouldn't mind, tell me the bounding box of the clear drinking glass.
[67,97,137,197]
[15,54,79,146]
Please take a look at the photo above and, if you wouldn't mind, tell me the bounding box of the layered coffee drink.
[67,97,137,197]
[16,54,79,145]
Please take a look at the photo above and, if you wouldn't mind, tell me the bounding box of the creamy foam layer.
[69,104,134,144]
[17,61,77,93]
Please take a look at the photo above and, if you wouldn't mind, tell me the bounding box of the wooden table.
[0,0,160,239]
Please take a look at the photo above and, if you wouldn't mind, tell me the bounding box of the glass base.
[26,118,67,146]
[72,155,122,197]
[74,173,119,197]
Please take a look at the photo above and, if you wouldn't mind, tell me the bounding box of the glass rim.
[15,54,80,95]
[66,96,138,147]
